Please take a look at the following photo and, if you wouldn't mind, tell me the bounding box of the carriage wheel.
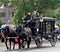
[35,36,43,48]
[50,35,57,47]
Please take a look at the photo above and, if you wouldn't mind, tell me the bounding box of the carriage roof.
[42,17,56,21]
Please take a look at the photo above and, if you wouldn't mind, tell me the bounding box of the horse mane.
[5,26,10,33]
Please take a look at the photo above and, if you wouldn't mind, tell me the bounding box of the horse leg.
[9,38,11,50]
[18,38,21,49]
[13,39,15,49]
[27,37,31,48]
[5,38,9,49]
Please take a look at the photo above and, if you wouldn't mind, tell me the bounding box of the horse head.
[16,26,22,34]
[5,26,10,33]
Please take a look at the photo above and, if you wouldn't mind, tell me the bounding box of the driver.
[24,10,33,27]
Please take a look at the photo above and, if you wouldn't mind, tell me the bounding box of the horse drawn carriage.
[1,17,57,50]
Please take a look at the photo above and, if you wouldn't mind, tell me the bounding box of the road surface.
[0,40,60,52]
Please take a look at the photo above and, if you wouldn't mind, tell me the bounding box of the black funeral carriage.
[37,17,57,47]
[23,17,57,47]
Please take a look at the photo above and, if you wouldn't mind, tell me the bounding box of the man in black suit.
[24,11,33,27]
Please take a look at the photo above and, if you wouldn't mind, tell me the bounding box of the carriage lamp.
[40,16,43,29]
[40,19,43,22]
[40,16,43,22]
[37,28,39,32]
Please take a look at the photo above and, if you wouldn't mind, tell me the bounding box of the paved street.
[0,40,60,52]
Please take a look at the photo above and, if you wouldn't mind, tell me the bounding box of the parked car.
[57,31,60,40]
[57,34,60,40]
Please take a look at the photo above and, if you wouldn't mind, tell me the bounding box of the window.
[46,22,51,33]
[12,12,15,17]
[0,12,5,17]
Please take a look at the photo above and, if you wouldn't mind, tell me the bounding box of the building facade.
[0,7,15,24]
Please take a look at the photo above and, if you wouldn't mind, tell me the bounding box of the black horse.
[2,25,32,49]
[2,26,17,50]
[16,26,32,48]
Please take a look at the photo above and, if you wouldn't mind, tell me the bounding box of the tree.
[55,8,60,20]
[11,9,23,26]
[55,7,60,27]
[0,0,60,25]
[0,0,24,26]
[0,21,2,27]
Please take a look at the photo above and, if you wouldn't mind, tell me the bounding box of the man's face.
[33,11,37,15]
[28,12,31,15]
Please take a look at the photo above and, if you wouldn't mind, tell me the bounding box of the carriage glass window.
[46,22,51,33]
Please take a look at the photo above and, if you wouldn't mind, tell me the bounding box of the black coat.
[24,14,36,28]
[24,14,32,20]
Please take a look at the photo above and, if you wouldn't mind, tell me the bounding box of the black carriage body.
[39,17,56,38]
[23,17,57,47]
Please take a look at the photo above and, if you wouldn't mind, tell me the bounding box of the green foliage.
[0,21,2,27]
[11,9,23,26]
[45,10,54,17]
[55,8,60,20]
[0,0,60,14]
[0,0,60,26]
[55,8,60,27]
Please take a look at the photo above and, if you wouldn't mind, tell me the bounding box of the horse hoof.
[7,47,9,49]
[19,47,21,49]
[13,48,14,50]
[19,48,21,49]
[13,48,15,50]
[27,47,29,48]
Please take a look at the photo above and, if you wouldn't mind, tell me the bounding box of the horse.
[16,26,32,48]
[2,25,32,49]
[2,26,17,50]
